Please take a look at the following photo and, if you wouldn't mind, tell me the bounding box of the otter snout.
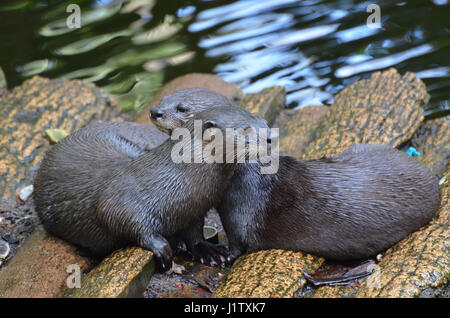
[150,108,163,120]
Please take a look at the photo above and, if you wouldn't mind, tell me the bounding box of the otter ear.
[203,120,217,130]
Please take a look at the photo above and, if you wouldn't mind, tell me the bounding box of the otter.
[34,106,269,271]
[218,144,441,261]
[150,87,239,265]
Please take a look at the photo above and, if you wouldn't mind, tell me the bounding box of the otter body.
[219,144,441,261]
[34,105,268,270]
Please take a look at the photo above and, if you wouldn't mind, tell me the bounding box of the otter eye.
[176,104,188,113]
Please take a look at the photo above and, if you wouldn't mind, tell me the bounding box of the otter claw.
[191,241,231,267]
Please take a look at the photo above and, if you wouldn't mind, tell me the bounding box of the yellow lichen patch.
[412,117,450,178]
[67,247,155,298]
[213,250,324,298]
[356,171,449,297]
[0,76,119,201]
[273,105,329,158]
[306,284,359,298]
[240,86,286,126]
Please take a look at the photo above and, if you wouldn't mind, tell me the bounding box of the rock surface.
[304,284,360,298]
[273,106,329,157]
[66,247,154,298]
[240,86,286,126]
[412,116,449,178]
[0,76,119,201]
[214,250,324,298]
[0,226,96,298]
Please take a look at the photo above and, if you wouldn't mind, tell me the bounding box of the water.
[0,0,449,118]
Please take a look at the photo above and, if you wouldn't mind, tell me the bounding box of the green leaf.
[45,129,68,143]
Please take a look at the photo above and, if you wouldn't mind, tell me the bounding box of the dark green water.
[0,0,449,118]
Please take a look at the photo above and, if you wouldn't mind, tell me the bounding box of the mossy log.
[301,68,427,159]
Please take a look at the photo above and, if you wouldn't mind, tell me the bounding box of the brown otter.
[150,87,239,265]
[218,144,441,261]
[33,106,269,271]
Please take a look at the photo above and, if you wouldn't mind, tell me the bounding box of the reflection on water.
[0,0,448,117]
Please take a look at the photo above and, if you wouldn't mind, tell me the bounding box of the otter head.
[182,106,271,164]
[150,88,236,134]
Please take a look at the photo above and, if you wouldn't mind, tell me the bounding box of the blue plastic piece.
[405,146,421,157]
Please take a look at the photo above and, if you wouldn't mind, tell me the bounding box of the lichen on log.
[0,76,119,201]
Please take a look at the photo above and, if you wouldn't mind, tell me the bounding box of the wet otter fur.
[34,106,268,271]
[150,87,240,265]
[218,144,441,261]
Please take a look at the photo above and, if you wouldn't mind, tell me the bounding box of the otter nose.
[150,109,163,120]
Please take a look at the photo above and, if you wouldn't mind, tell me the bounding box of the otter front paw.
[140,233,174,272]
[153,246,174,273]
[191,241,231,268]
